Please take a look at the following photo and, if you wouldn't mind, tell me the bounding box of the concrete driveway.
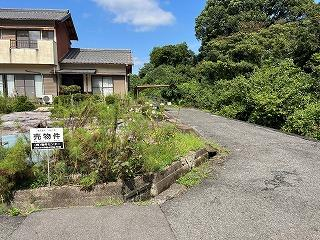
[2,108,320,239]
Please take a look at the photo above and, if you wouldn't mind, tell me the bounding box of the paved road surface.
[163,108,320,240]
[1,108,320,239]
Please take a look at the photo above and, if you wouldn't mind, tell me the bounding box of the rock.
[0,111,52,134]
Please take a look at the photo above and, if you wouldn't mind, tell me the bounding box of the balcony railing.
[10,40,38,49]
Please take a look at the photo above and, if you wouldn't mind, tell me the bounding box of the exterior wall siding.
[55,22,71,61]
[60,63,127,75]
[43,74,57,96]
[113,76,126,95]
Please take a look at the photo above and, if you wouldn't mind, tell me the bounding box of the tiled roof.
[0,8,70,21]
[61,48,134,65]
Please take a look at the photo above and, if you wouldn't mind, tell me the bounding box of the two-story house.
[0,8,133,99]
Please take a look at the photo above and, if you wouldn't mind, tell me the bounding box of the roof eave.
[60,13,78,41]
[60,61,134,65]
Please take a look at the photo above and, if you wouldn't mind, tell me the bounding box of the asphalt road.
[2,108,320,239]
[162,108,320,240]
[3,205,175,240]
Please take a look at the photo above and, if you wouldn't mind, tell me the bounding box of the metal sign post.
[30,128,64,187]
[47,154,50,187]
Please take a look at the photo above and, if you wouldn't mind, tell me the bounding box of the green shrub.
[12,96,36,112]
[53,94,85,105]
[30,163,48,188]
[178,81,215,109]
[283,102,320,140]
[105,95,117,105]
[0,139,31,202]
[7,207,21,216]
[0,96,35,113]
[53,94,102,107]
[80,171,99,190]
[60,85,81,95]
[208,60,318,129]
[0,97,14,114]
[246,60,317,128]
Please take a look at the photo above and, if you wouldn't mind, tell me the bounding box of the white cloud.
[133,56,146,66]
[93,0,175,31]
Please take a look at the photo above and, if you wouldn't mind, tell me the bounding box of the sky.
[0,0,207,73]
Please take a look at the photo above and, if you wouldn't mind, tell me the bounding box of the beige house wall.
[0,40,57,65]
[60,63,127,75]
[0,64,55,74]
[60,63,129,95]
[0,63,129,96]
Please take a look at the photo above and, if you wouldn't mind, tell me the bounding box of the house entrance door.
[61,74,84,92]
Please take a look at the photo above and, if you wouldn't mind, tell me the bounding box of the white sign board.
[30,128,64,150]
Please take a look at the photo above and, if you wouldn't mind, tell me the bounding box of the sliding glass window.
[14,75,36,98]
[92,76,113,96]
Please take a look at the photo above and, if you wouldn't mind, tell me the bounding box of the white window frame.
[0,75,3,96]
[92,76,113,96]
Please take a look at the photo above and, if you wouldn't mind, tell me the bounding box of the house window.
[2,75,43,98]
[16,30,40,48]
[1,29,54,48]
[15,75,35,97]
[42,30,54,40]
[1,29,16,40]
[92,76,113,96]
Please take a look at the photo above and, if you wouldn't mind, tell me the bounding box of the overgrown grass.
[0,95,208,203]
[141,127,206,172]
[177,162,211,188]
[174,132,206,156]
[0,204,41,217]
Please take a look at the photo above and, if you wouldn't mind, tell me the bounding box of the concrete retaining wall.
[151,149,209,196]
[13,149,211,209]
[13,182,123,209]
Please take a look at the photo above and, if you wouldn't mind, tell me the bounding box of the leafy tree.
[199,19,320,72]
[307,52,320,78]
[195,0,316,44]
[150,43,195,67]
[132,0,320,141]
[178,81,216,109]
[283,102,320,140]
[129,74,142,90]
[196,60,256,83]
[138,63,155,78]
[212,60,318,128]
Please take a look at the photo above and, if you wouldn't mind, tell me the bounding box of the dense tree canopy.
[150,43,195,67]
[195,0,317,44]
[131,0,320,140]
